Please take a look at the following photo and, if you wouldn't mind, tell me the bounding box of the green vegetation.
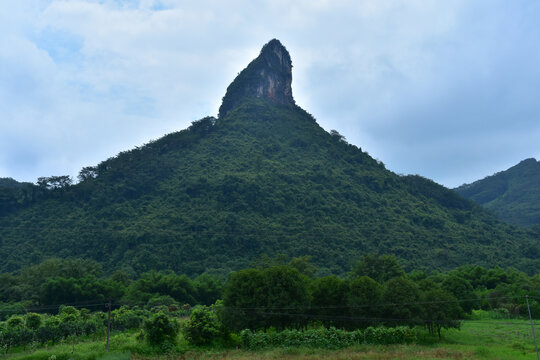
[2,38,539,360]
[2,316,539,359]
[1,98,539,277]
[239,326,416,349]
[142,312,179,346]
[456,158,540,226]
[183,304,229,346]
[2,255,540,359]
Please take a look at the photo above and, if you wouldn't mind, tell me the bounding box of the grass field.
[4,319,539,360]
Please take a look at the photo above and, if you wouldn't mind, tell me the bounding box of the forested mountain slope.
[1,40,538,276]
[455,158,540,227]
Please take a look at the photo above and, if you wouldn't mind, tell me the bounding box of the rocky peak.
[218,39,295,118]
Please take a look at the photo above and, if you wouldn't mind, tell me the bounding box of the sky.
[1,0,539,188]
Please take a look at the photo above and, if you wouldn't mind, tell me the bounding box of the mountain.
[0,177,32,189]
[1,39,539,276]
[455,158,540,227]
[0,178,34,217]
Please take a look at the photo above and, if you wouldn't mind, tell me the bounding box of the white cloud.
[1,0,539,188]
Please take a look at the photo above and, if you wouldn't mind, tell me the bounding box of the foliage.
[455,158,540,226]
[363,326,417,344]
[37,176,72,190]
[111,306,146,331]
[222,266,310,331]
[309,276,348,328]
[239,326,417,349]
[422,288,462,339]
[1,96,538,277]
[1,318,537,360]
[142,312,179,346]
[193,273,223,306]
[351,254,405,283]
[182,305,227,346]
[25,313,42,330]
[380,277,422,326]
[347,275,382,328]
[0,309,105,350]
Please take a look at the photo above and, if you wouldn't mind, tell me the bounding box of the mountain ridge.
[455,158,540,226]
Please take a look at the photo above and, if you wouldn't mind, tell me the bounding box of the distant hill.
[0,177,32,189]
[1,39,539,276]
[455,158,540,227]
[0,178,34,217]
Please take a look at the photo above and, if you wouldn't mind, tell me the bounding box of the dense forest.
[0,99,539,276]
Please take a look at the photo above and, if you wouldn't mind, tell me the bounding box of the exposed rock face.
[218,39,295,118]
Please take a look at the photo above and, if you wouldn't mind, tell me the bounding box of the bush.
[142,312,179,347]
[58,306,79,322]
[111,306,146,331]
[6,315,24,329]
[182,305,226,346]
[26,313,42,330]
[239,326,417,349]
[146,295,178,311]
[364,326,417,344]
[36,319,62,344]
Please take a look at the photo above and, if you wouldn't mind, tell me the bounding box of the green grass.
[4,320,540,360]
[440,319,538,359]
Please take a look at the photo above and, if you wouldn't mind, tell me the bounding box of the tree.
[7,315,24,329]
[222,269,266,331]
[134,271,196,305]
[36,175,72,190]
[182,305,226,346]
[310,276,348,328]
[143,312,179,347]
[25,313,42,331]
[422,288,462,339]
[194,273,223,306]
[222,266,310,331]
[381,277,422,326]
[347,275,382,328]
[289,256,318,278]
[441,274,477,313]
[330,129,347,143]
[77,166,98,182]
[262,266,310,330]
[351,254,405,283]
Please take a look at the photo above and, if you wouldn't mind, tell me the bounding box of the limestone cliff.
[218,39,295,118]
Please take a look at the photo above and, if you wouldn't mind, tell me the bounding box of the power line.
[1,293,538,314]
[233,309,540,326]
[219,295,529,311]
[0,301,109,313]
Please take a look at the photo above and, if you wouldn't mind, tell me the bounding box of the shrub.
[6,315,24,329]
[111,306,145,330]
[239,326,416,349]
[146,295,178,311]
[364,326,417,344]
[58,306,79,322]
[142,312,179,346]
[26,313,42,330]
[182,306,226,346]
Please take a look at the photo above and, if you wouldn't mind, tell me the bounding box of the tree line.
[2,254,540,352]
[2,255,540,325]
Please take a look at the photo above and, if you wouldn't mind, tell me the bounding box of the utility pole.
[526,295,539,360]
[106,300,111,352]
